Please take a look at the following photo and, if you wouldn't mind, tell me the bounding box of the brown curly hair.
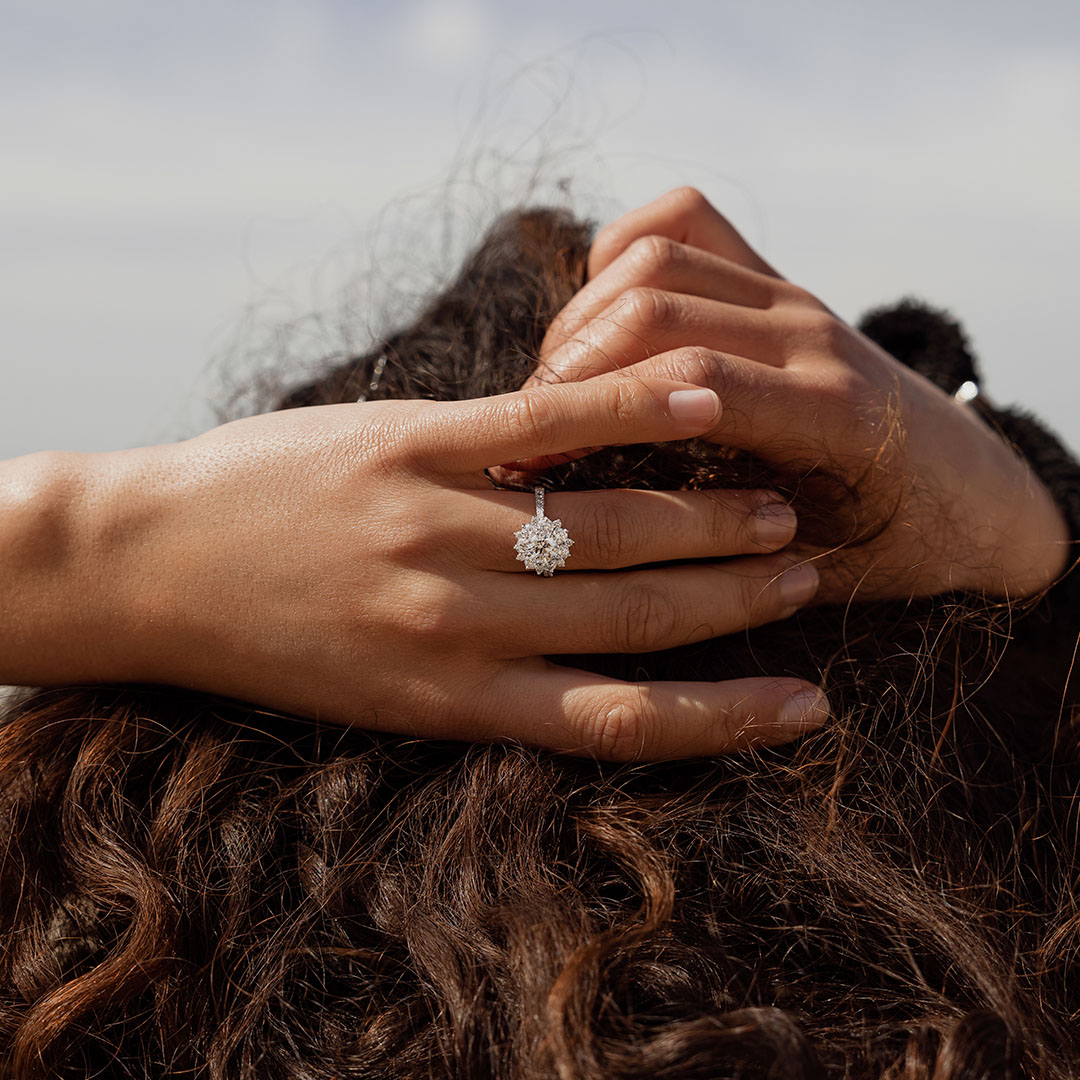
[1,207,1078,1079]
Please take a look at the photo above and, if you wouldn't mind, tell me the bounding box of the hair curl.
[2,208,1079,1079]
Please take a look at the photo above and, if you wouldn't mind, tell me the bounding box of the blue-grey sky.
[2,0,1078,459]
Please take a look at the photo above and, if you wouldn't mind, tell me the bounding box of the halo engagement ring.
[514,487,574,577]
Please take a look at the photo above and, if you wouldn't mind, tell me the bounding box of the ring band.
[514,487,574,576]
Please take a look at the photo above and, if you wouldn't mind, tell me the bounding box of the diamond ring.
[514,487,574,576]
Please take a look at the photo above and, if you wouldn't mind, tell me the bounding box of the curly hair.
[1,207,1078,1079]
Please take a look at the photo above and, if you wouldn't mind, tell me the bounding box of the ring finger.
[457,487,798,571]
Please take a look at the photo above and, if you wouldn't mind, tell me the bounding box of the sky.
[2,0,1078,460]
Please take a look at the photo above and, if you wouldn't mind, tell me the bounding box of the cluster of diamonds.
[514,515,573,575]
[514,489,573,576]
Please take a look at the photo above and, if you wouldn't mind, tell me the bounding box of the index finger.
[588,186,781,280]
[495,345,789,478]
[416,376,723,475]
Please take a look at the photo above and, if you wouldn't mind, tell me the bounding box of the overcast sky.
[2,0,1077,460]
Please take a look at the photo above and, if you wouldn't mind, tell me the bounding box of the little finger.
[491,658,829,760]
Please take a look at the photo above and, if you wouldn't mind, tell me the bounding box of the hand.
[19,375,827,760]
[515,187,1069,604]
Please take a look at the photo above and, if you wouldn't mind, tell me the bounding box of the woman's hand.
[516,187,1069,604]
[0,374,828,760]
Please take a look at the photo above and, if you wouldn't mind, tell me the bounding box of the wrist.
[952,409,1070,598]
[0,450,110,684]
[0,445,176,687]
[902,381,1068,601]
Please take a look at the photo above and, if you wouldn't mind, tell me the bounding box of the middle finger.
[536,290,788,385]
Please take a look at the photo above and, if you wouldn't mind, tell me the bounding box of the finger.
[417,377,723,475]
[533,290,788,386]
[497,347,810,477]
[456,487,797,571]
[544,237,782,357]
[491,658,829,761]
[600,347,833,463]
[493,555,821,656]
[588,187,781,280]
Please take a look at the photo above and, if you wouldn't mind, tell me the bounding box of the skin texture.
[0,375,826,761]
[511,187,1070,605]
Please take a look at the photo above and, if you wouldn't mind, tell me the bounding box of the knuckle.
[606,377,649,427]
[626,234,682,279]
[591,219,632,269]
[778,281,827,311]
[396,580,468,642]
[581,498,637,565]
[707,492,742,546]
[540,309,571,356]
[502,388,561,447]
[828,367,866,410]
[618,286,679,334]
[586,699,646,761]
[612,583,680,653]
[667,185,713,218]
[738,564,786,623]
[383,512,431,568]
[665,346,732,391]
[363,407,429,473]
[797,309,849,355]
[802,365,865,415]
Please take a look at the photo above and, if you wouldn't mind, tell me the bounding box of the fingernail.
[752,502,797,547]
[668,387,720,425]
[779,562,819,609]
[779,688,831,730]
